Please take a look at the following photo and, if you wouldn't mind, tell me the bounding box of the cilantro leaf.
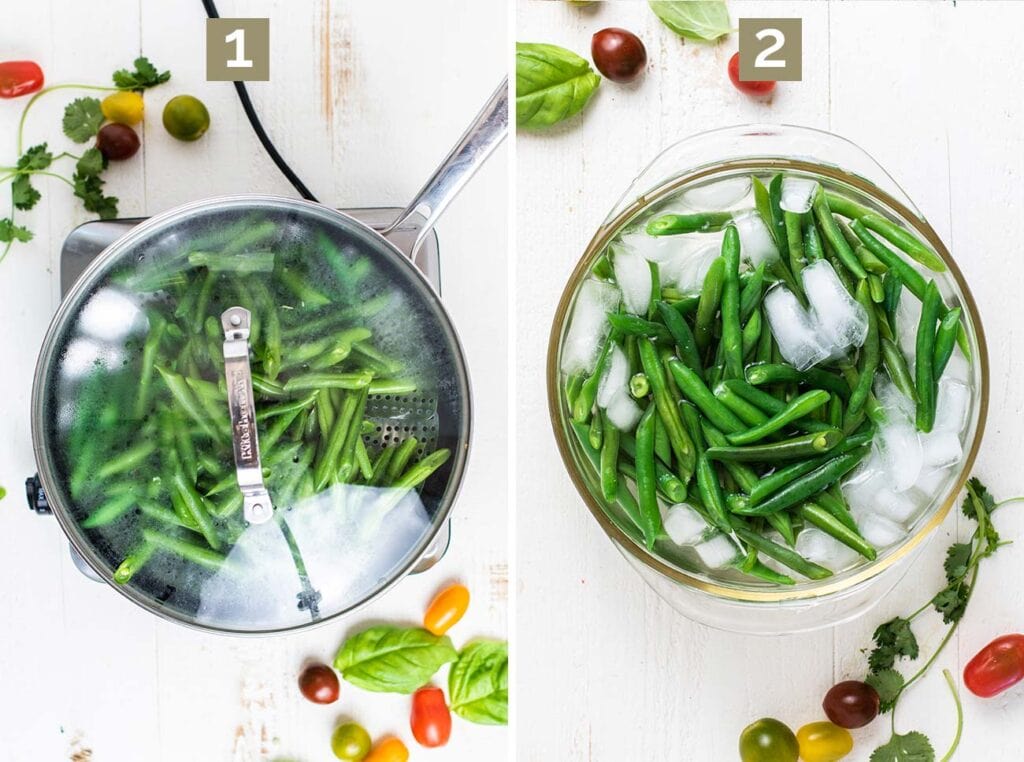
[870,618,919,672]
[63,97,104,143]
[932,583,970,624]
[0,218,33,243]
[76,147,106,178]
[963,477,996,520]
[869,731,935,762]
[17,143,53,171]
[866,668,905,714]
[72,172,118,220]
[943,542,972,582]
[112,56,171,90]
[12,175,40,211]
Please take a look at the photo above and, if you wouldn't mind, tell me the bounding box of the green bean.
[815,489,858,533]
[638,339,696,480]
[712,383,770,428]
[933,307,962,378]
[741,309,762,361]
[376,448,451,518]
[701,423,759,494]
[653,413,671,464]
[727,390,831,445]
[646,211,732,236]
[315,392,359,490]
[847,280,879,417]
[694,257,725,354]
[368,379,417,395]
[741,445,870,515]
[337,389,369,483]
[220,219,279,256]
[867,273,885,303]
[135,316,166,419]
[720,226,743,379]
[707,428,843,462]
[746,430,873,505]
[252,374,287,398]
[565,372,585,412]
[95,440,157,481]
[188,250,276,274]
[741,557,796,585]
[798,503,876,561]
[156,367,222,440]
[256,392,318,422]
[573,331,618,423]
[260,406,303,453]
[803,216,824,262]
[784,211,806,279]
[662,290,701,313]
[369,447,396,487]
[137,499,188,529]
[355,437,374,481]
[607,312,673,343]
[620,432,688,503]
[283,370,374,393]
[734,524,832,580]
[173,419,198,483]
[765,511,797,547]
[114,542,157,584]
[812,188,867,279]
[825,191,945,272]
[387,436,420,484]
[600,412,620,502]
[767,174,788,251]
[880,338,917,402]
[588,405,604,450]
[739,263,767,323]
[142,528,228,571]
[915,281,943,432]
[278,268,331,308]
[696,454,732,534]
[656,301,703,379]
[745,363,851,400]
[82,489,138,528]
[666,358,745,434]
[173,473,221,551]
[634,404,663,549]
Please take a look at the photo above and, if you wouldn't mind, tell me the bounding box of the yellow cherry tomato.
[364,738,408,762]
[423,583,470,636]
[796,721,853,762]
[101,91,145,126]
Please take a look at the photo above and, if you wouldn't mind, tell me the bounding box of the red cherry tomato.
[298,663,340,704]
[0,61,44,98]
[410,686,452,748]
[727,52,775,96]
[964,633,1024,698]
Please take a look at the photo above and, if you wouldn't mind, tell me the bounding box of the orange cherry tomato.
[364,737,408,762]
[423,583,470,636]
[410,686,452,748]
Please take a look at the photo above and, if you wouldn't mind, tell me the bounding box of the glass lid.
[34,196,470,634]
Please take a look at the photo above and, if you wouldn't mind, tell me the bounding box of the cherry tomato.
[298,663,340,704]
[727,52,776,96]
[591,28,647,83]
[410,686,452,748]
[101,91,145,126]
[424,583,470,636]
[0,61,44,98]
[96,123,140,161]
[739,718,799,762]
[964,633,1024,698]
[822,680,880,729]
[796,722,853,762]
[364,737,409,762]
[162,94,211,141]
[331,722,371,761]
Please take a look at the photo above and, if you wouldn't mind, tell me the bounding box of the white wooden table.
[0,2,507,760]
[516,2,1024,760]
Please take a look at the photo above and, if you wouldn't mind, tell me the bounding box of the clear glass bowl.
[547,125,989,634]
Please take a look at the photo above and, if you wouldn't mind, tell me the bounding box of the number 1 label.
[206,18,270,82]
[224,28,254,69]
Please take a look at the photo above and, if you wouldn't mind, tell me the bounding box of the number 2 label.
[738,18,803,82]
[754,29,786,69]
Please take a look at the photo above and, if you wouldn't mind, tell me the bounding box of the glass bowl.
[547,125,988,634]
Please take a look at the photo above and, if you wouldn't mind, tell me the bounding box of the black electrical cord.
[200,0,319,202]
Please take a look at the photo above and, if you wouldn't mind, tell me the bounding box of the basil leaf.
[334,625,457,694]
[869,731,935,762]
[649,1,732,42]
[516,42,600,129]
[448,640,508,725]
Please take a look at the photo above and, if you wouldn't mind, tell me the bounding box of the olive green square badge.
[206,18,270,82]
[738,18,802,82]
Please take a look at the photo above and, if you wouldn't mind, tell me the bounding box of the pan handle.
[383,77,508,259]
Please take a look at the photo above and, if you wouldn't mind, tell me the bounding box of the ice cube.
[796,527,860,571]
[943,352,970,385]
[597,344,630,407]
[612,244,655,315]
[605,390,642,432]
[733,211,779,266]
[680,176,752,211]
[779,178,819,214]
[78,287,145,342]
[764,285,832,370]
[873,487,921,523]
[663,503,711,546]
[875,420,923,493]
[616,233,687,289]
[874,376,916,424]
[692,532,742,569]
[561,278,620,375]
[802,260,869,355]
[674,242,721,293]
[934,379,970,434]
[895,292,922,355]
[915,465,949,496]
[921,430,963,469]
[843,460,887,513]
[856,512,906,549]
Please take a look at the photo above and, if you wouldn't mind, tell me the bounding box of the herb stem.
[29,171,76,190]
[939,669,963,762]
[17,83,118,154]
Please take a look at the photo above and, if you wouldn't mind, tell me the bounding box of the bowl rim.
[546,157,989,603]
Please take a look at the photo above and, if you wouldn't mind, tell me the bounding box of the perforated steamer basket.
[547,125,988,634]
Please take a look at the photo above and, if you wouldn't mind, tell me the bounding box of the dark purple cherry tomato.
[96,123,140,161]
[591,28,647,83]
[822,680,880,729]
[298,663,340,704]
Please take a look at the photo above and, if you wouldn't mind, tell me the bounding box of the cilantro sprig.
[0,57,169,264]
[862,477,1019,762]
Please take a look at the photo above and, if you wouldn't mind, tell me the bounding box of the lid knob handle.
[221,306,274,525]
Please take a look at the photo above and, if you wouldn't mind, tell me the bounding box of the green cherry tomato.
[162,94,210,141]
[796,721,853,762]
[739,718,799,762]
[331,722,372,761]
